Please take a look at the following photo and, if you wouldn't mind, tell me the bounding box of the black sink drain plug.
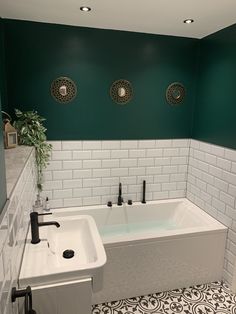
[63,249,75,259]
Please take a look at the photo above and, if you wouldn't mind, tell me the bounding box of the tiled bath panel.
[187,140,236,288]
[93,281,236,314]
[42,139,189,208]
[0,149,37,314]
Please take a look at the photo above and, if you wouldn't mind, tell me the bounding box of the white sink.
[19,215,106,291]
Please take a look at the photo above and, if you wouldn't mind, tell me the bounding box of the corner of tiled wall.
[0,150,37,314]
[42,139,190,208]
[187,139,236,287]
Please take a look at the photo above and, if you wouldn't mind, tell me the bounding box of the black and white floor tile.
[92,282,236,314]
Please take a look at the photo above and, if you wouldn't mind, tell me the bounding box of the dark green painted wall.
[4,20,198,140]
[3,19,236,148]
[193,24,236,149]
[0,19,7,213]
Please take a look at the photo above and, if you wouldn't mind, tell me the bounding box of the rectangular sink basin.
[20,215,106,289]
[47,216,103,269]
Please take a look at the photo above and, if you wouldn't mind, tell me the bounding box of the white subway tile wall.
[0,151,37,314]
[43,139,236,288]
[43,140,190,208]
[187,139,236,286]
[0,139,234,313]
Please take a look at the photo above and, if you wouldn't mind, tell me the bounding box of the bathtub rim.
[50,198,227,247]
[52,198,188,213]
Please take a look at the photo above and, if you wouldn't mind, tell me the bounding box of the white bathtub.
[51,198,227,304]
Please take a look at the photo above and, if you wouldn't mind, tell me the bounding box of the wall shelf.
[5,145,34,197]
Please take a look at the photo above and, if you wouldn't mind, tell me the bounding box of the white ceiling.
[0,0,236,39]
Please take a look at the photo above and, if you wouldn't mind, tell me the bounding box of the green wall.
[193,23,236,149]
[4,20,198,140]
[0,19,7,213]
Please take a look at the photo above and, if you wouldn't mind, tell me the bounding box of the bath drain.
[63,249,75,259]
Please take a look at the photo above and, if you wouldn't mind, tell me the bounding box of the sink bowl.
[19,215,106,290]
[46,215,105,270]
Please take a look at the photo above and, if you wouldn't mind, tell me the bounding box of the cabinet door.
[31,278,92,314]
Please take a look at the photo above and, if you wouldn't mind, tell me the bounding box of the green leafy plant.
[13,109,52,192]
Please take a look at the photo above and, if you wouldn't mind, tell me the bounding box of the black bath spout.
[117,182,123,206]
[30,212,60,244]
[141,180,146,204]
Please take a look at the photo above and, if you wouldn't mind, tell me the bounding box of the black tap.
[30,212,60,244]
[117,182,123,206]
[141,180,146,204]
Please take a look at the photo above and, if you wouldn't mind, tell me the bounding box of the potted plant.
[13,109,52,193]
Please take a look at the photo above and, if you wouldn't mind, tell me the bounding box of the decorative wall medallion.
[51,77,77,103]
[110,79,133,105]
[166,82,185,105]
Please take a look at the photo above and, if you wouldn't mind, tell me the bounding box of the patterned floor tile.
[92,282,236,314]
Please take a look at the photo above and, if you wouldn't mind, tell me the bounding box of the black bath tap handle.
[38,212,52,216]
[142,180,146,204]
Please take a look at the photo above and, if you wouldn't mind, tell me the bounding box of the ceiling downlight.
[183,19,194,24]
[80,6,91,12]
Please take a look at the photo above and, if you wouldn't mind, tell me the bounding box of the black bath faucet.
[142,180,146,204]
[117,182,123,206]
[30,212,60,244]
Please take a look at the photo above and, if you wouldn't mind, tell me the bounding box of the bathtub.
[51,198,227,304]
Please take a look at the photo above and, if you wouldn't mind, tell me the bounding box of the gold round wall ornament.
[51,77,77,103]
[166,82,186,105]
[110,79,133,105]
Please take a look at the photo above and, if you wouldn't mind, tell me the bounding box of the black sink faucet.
[30,212,60,244]
[117,182,123,206]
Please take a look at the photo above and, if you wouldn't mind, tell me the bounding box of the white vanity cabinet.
[19,278,92,314]
[19,214,106,313]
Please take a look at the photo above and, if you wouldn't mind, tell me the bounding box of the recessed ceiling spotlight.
[183,19,194,24]
[80,6,91,12]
